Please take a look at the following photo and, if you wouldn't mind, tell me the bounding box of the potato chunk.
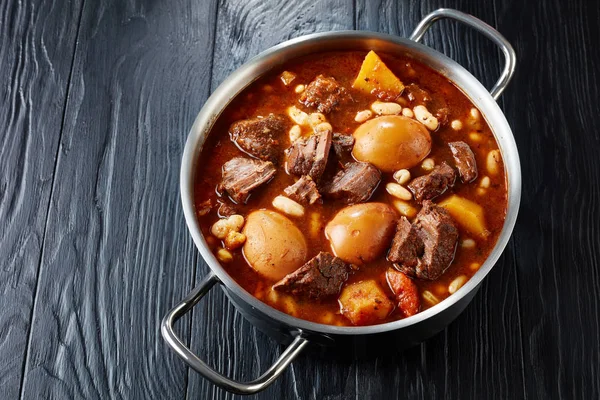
[352,51,404,100]
[339,280,394,325]
[438,195,489,237]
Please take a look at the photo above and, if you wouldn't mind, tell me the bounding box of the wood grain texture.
[2,0,599,398]
[0,0,83,398]
[18,0,218,398]
[496,0,600,398]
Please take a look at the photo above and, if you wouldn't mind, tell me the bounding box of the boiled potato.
[339,280,394,325]
[439,195,489,237]
[353,115,431,172]
[352,51,404,100]
[325,203,397,264]
[242,210,308,280]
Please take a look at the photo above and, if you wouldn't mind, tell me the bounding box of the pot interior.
[180,31,521,335]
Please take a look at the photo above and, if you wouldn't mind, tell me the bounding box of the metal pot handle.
[410,8,516,101]
[161,273,309,395]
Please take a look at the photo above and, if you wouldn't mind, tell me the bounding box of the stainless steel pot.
[162,8,520,395]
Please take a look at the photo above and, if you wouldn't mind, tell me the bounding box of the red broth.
[193,51,507,326]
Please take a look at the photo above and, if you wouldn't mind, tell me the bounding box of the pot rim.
[180,30,521,336]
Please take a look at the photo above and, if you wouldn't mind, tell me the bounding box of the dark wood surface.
[1,0,598,398]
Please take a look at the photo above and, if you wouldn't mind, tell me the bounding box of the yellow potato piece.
[439,195,489,237]
[339,280,394,326]
[352,51,404,99]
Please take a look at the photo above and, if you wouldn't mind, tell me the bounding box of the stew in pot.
[193,50,507,326]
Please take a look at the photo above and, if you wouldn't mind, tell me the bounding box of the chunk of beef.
[407,162,456,203]
[321,161,381,204]
[405,83,432,104]
[273,252,349,299]
[286,129,332,180]
[448,141,478,182]
[386,269,420,317]
[388,217,424,269]
[299,75,352,114]
[283,175,321,205]
[390,202,458,280]
[196,199,212,217]
[229,114,288,162]
[217,201,237,218]
[219,157,276,204]
[414,201,458,279]
[331,133,355,158]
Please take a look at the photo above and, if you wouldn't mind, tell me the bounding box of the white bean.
[413,105,439,131]
[469,132,482,142]
[392,200,417,218]
[470,107,480,120]
[216,247,233,263]
[421,158,435,171]
[449,275,468,294]
[211,214,245,239]
[422,290,440,306]
[288,106,308,125]
[314,122,332,133]
[401,108,414,118]
[371,101,402,115]
[480,176,491,188]
[451,120,463,130]
[224,231,246,250]
[294,84,305,93]
[355,110,373,123]
[487,149,502,175]
[289,125,302,142]
[309,112,327,127]
[386,182,412,201]
[272,195,305,217]
[470,262,481,271]
[461,238,476,249]
[393,169,411,185]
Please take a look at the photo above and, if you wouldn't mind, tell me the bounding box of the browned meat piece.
[387,217,424,269]
[390,202,458,280]
[448,141,478,182]
[397,201,458,280]
[217,201,237,217]
[196,199,213,217]
[218,157,276,204]
[414,201,458,279]
[286,129,332,180]
[299,75,352,114]
[331,133,355,158]
[321,161,381,204]
[284,175,321,205]
[386,269,420,317]
[407,162,456,203]
[273,252,349,299]
[229,114,288,162]
[405,83,432,104]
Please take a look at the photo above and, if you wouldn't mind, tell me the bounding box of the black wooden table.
[1,0,598,398]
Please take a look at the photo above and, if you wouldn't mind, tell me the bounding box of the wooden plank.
[185,0,354,398]
[17,0,219,398]
[0,0,83,398]
[495,1,600,398]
